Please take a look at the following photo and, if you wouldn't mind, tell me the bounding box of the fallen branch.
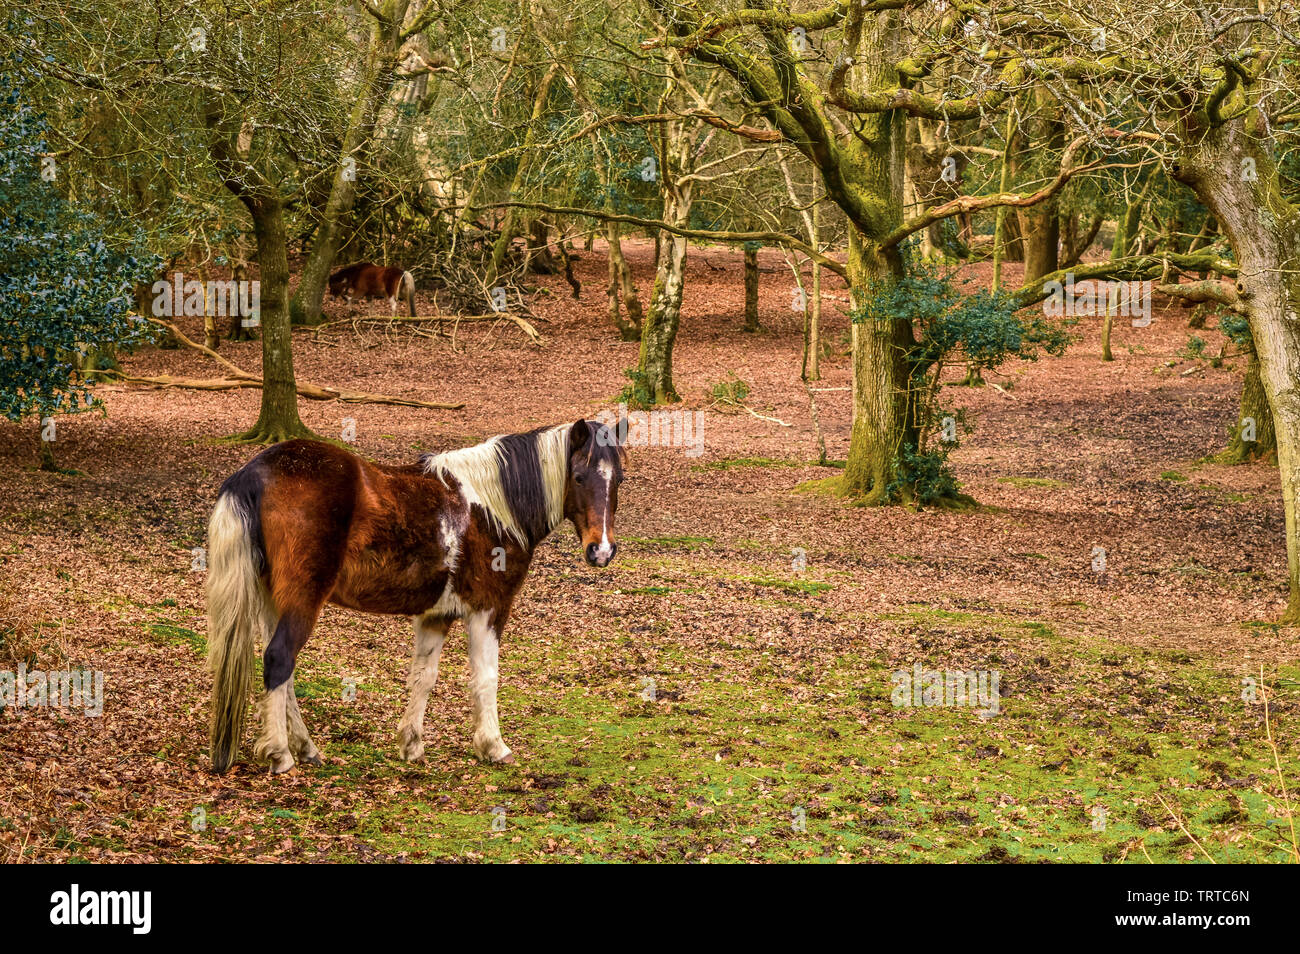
[100,370,464,409]
[316,312,543,342]
[740,404,792,427]
[123,317,464,409]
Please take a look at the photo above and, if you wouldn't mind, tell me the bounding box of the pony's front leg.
[465,609,513,763]
[397,614,448,761]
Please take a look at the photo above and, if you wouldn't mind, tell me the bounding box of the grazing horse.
[327,261,416,316]
[205,419,626,774]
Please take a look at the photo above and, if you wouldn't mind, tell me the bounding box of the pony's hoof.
[301,752,323,766]
[269,753,296,775]
[401,743,425,763]
[493,752,516,765]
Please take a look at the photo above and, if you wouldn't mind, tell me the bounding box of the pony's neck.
[424,425,570,549]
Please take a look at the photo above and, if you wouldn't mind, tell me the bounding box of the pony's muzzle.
[585,542,616,567]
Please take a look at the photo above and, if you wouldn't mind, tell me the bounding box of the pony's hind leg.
[286,676,322,765]
[255,605,324,774]
[466,609,513,763]
[254,678,295,774]
[397,614,449,761]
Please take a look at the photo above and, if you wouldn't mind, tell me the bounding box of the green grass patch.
[691,456,802,472]
[738,575,834,596]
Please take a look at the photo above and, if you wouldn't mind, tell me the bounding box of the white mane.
[423,425,570,547]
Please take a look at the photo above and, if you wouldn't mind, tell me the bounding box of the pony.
[205,419,627,774]
[327,261,416,316]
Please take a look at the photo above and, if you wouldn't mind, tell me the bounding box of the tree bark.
[838,12,915,502]
[605,220,642,341]
[1173,121,1300,619]
[743,245,761,332]
[1014,90,1064,283]
[638,187,691,404]
[204,93,315,443]
[241,195,313,442]
[290,3,406,326]
[1225,340,1277,463]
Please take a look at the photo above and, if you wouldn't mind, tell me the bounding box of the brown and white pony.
[205,420,626,774]
[327,261,416,316]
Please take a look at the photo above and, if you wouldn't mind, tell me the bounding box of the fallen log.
[318,312,542,342]
[114,317,464,409]
[100,370,464,409]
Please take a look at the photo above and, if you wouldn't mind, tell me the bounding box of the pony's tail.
[402,270,416,317]
[206,492,263,773]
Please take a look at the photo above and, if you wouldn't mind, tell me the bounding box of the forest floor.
[2,240,1298,863]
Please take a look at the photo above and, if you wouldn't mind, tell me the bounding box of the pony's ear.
[568,418,590,453]
[613,417,630,459]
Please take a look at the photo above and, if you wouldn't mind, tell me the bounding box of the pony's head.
[564,418,627,567]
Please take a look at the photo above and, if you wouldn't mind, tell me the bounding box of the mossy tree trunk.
[636,52,708,405]
[1175,118,1300,620]
[743,244,761,332]
[290,1,411,326]
[638,185,691,404]
[1014,90,1064,284]
[1224,340,1277,463]
[240,194,313,443]
[204,94,317,444]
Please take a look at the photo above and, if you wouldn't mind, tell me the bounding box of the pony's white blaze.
[595,459,615,561]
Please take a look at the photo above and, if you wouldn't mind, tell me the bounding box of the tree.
[289,0,446,325]
[647,0,1101,502]
[0,61,157,469]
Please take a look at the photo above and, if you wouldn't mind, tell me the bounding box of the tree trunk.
[525,219,558,274]
[743,245,760,332]
[1174,121,1300,619]
[638,190,690,404]
[842,230,915,503]
[1225,341,1277,463]
[239,196,313,443]
[838,12,915,503]
[803,211,822,383]
[605,220,642,341]
[1014,90,1064,283]
[289,9,404,326]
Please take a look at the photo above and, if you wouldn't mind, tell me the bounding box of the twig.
[1155,793,1217,863]
[1259,664,1300,863]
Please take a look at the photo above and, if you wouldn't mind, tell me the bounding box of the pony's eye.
[575,474,584,484]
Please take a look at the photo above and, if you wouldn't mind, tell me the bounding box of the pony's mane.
[421,425,570,547]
